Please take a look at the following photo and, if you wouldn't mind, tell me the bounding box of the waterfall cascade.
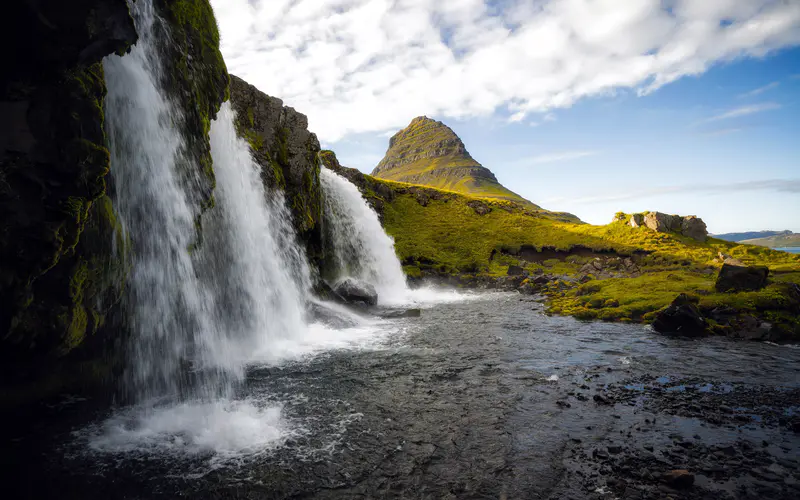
[89,0,461,459]
[103,0,310,405]
[104,0,216,402]
[320,167,410,305]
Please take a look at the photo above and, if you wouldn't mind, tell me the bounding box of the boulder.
[644,212,673,232]
[681,216,708,242]
[715,264,769,292]
[662,469,695,489]
[652,294,708,337]
[333,278,378,306]
[507,265,526,276]
[467,200,492,215]
[379,308,421,319]
[639,212,708,241]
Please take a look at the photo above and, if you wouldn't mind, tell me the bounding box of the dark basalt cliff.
[0,0,137,381]
[228,75,324,263]
[0,0,230,403]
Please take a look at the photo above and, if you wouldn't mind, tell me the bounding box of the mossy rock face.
[228,75,324,264]
[0,1,136,382]
[152,0,230,211]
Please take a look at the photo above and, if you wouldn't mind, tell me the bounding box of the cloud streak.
[738,81,780,98]
[542,179,800,205]
[702,102,781,123]
[702,128,742,137]
[212,0,800,142]
[527,150,600,165]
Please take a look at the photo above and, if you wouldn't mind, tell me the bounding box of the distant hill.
[371,116,536,206]
[740,232,800,248]
[712,230,791,242]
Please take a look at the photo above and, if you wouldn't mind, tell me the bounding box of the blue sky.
[330,48,800,233]
[213,0,800,233]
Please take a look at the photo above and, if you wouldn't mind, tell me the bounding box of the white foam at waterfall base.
[86,399,292,460]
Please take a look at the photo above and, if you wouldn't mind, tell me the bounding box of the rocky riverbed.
[3,292,798,499]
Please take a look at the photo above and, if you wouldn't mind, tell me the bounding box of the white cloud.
[527,150,600,165]
[212,0,800,142]
[702,102,781,122]
[738,81,780,98]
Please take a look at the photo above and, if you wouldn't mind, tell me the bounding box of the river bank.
[4,292,798,499]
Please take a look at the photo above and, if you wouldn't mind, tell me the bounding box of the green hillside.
[323,150,800,339]
[740,232,800,248]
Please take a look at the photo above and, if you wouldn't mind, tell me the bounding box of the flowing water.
[95,0,322,456]
[5,294,799,499]
[320,167,410,305]
[104,0,216,403]
[4,2,799,497]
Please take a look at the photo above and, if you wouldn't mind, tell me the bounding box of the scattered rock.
[661,469,694,489]
[466,200,492,215]
[507,265,526,276]
[652,294,707,337]
[715,263,769,292]
[333,277,379,306]
[379,308,421,319]
[626,211,708,241]
[681,216,708,242]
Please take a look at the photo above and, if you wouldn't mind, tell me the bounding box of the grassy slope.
[740,233,800,248]
[370,178,800,335]
[376,155,531,204]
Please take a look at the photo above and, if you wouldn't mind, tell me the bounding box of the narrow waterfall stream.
[320,167,410,304]
[103,0,219,403]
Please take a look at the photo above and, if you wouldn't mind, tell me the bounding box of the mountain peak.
[372,117,532,205]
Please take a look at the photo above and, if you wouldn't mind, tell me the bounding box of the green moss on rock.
[228,75,324,264]
[153,0,229,212]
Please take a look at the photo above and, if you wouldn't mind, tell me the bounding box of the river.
[5,292,799,499]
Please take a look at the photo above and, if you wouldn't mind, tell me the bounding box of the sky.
[211,0,800,234]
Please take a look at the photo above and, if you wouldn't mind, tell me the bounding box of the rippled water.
[5,292,799,499]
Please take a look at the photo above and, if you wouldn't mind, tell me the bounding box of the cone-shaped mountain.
[371,116,536,206]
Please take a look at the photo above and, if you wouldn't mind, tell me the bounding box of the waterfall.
[199,102,311,367]
[320,167,410,305]
[93,0,317,455]
[103,0,310,404]
[104,0,219,402]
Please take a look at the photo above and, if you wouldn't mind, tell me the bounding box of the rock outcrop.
[371,116,535,206]
[0,0,137,371]
[652,294,708,337]
[153,0,230,212]
[621,212,708,242]
[715,264,769,292]
[0,0,230,401]
[334,278,378,306]
[229,74,323,261]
